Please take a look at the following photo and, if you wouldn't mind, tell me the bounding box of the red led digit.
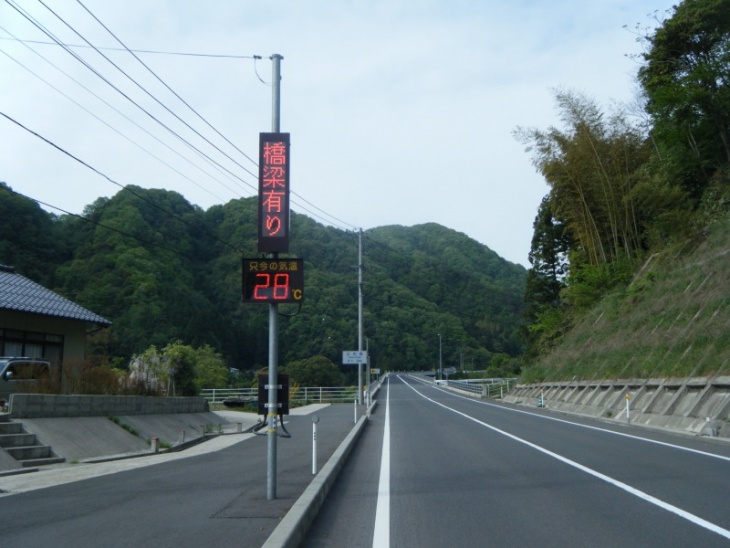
[242,258,302,303]
[273,273,290,299]
[253,273,270,299]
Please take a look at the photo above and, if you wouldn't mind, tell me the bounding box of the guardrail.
[201,386,361,405]
[443,378,518,399]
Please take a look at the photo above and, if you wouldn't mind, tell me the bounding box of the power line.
[35,0,261,183]
[0,36,257,58]
[6,0,259,198]
[76,0,259,170]
[2,0,359,235]
[70,1,356,232]
[290,190,359,231]
[0,37,232,204]
[0,110,242,254]
[6,187,189,258]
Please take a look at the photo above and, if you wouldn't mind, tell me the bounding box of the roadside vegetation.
[516,0,730,381]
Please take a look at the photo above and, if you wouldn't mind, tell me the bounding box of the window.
[0,329,64,366]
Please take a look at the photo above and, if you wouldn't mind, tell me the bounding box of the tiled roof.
[0,265,111,326]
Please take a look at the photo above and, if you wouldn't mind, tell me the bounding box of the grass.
[523,211,730,383]
[108,416,140,438]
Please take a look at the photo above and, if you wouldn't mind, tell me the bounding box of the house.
[0,264,110,367]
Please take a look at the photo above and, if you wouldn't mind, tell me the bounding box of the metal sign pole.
[267,53,283,501]
[357,229,364,405]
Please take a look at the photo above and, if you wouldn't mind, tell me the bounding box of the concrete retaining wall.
[504,376,730,438]
[8,394,209,418]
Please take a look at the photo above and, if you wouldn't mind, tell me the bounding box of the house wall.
[0,309,88,363]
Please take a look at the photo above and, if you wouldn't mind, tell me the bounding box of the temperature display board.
[242,258,304,304]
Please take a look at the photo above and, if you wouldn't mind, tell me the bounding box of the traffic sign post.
[243,54,303,501]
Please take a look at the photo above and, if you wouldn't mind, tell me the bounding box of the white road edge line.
[372,377,390,548]
[406,374,730,463]
[400,375,730,541]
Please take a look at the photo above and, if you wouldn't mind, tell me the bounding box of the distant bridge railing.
[201,386,360,406]
[442,378,518,399]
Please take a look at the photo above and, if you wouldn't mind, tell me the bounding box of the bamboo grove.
[517,0,730,354]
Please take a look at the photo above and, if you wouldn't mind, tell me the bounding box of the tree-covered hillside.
[516,0,730,380]
[0,182,527,376]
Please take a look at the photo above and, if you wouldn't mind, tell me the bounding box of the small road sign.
[342,350,368,364]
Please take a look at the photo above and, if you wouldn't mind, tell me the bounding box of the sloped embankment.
[510,211,730,436]
[528,213,730,382]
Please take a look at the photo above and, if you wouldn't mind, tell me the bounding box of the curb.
[262,400,377,548]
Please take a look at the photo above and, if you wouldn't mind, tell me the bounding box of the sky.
[0,0,677,267]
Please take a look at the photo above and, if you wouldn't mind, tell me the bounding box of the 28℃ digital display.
[241,258,304,303]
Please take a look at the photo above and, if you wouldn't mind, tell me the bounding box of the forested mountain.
[0,182,527,376]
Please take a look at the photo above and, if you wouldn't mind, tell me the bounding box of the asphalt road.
[0,404,356,548]
[304,374,730,547]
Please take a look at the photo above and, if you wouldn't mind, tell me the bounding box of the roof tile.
[0,268,111,326]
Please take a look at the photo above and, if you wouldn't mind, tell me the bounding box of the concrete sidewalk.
[0,402,375,547]
[0,409,258,472]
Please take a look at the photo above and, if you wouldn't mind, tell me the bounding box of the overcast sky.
[0,1,675,267]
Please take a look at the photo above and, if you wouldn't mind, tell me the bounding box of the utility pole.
[357,228,364,405]
[267,53,283,501]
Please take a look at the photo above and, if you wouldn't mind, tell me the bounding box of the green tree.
[523,195,571,354]
[192,345,229,392]
[0,182,61,284]
[133,343,227,394]
[515,90,651,266]
[0,186,527,376]
[525,195,571,311]
[55,187,225,360]
[282,356,345,387]
[162,341,197,396]
[638,0,730,195]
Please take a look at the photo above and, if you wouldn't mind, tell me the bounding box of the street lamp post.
[438,333,442,381]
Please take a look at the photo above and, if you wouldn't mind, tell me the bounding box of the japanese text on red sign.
[258,133,290,252]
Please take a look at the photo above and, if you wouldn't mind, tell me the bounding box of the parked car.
[0,357,53,410]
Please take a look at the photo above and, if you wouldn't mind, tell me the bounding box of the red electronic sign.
[258,132,290,253]
[241,258,304,304]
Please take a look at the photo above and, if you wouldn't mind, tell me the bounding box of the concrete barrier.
[262,400,377,548]
[503,376,730,438]
[9,394,209,419]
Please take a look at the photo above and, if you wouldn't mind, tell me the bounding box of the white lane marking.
[372,377,390,548]
[400,376,730,541]
[407,374,730,463]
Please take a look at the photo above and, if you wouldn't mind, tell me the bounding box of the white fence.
[201,386,360,405]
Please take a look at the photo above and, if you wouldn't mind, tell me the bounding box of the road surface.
[304,374,730,547]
